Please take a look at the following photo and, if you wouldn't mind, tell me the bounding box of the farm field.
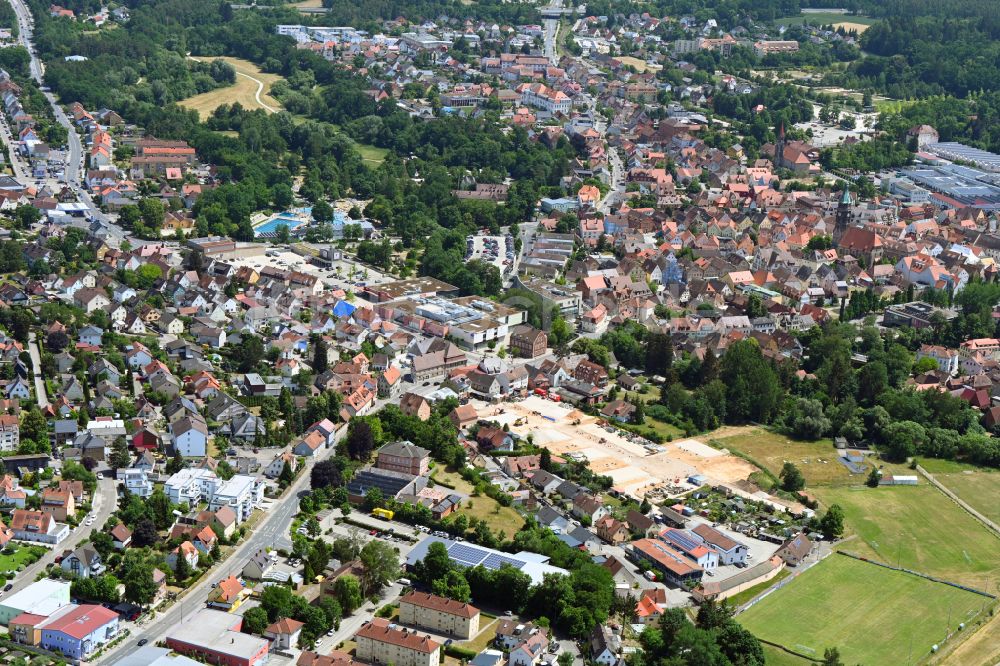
[431,467,525,538]
[711,428,858,486]
[181,57,283,119]
[816,485,1000,590]
[739,554,988,666]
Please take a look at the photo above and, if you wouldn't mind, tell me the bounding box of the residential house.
[60,545,104,579]
[397,592,481,639]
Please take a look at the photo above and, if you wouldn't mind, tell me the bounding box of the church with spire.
[833,187,853,246]
[771,123,820,175]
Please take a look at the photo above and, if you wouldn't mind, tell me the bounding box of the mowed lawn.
[739,555,988,666]
[933,467,1000,527]
[181,57,283,119]
[817,485,1000,590]
[712,429,856,486]
[431,467,525,538]
[777,11,876,27]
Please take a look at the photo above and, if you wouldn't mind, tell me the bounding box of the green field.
[712,428,857,487]
[761,646,811,666]
[931,467,1000,527]
[776,11,876,27]
[356,142,389,165]
[431,468,525,538]
[816,485,1000,590]
[739,555,988,666]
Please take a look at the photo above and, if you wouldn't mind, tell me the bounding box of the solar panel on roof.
[448,542,488,567]
[662,530,701,553]
[482,553,525,570]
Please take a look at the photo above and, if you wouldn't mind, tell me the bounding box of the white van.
[397,578,411,587]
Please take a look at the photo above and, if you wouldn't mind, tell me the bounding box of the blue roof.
[332,301,356,318]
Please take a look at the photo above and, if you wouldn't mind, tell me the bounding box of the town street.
[4,476,115,597]
[26,331,48,408]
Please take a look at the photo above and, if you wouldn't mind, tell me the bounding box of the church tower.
[833,187,852,246]
[775,123,786,170]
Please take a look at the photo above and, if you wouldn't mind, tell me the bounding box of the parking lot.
[466,232,515,275]
[223,248,393,294]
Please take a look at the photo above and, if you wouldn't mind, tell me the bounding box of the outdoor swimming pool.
[254,207,347,236]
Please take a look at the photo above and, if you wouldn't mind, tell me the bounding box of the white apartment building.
[207,475,265,524]
[164,468,221,507]
[119,468,154,498]
[0,414,18,451]
[516,83,571,114]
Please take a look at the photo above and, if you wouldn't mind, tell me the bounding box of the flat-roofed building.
[398,592,480,639]
[165,608,269,666]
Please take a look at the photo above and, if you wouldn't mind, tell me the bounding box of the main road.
[7,0,119,237]
[98,430,348,664]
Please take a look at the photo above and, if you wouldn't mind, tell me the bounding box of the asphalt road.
[8,0,117,234]
[98,431,351,665]
[26,332,48,408]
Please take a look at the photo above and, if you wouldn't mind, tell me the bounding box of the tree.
[822,647,845,666]
[243,606,269,635]
[866,466,881,487]
[132,519,159,547]
[557,652,574,666]
[820,504,845,540]
[363,487,384,511]
[789,398,831,441]
[720,339,783,423]
[540,447,553,472]
[109,438,131,470]
[358,539,400,596]
[432,569,471,602]
[260,584,295,622]
[147,488,174,529]
[346,419,376,461]
[312,201,333,223]
[174,547,191,583]
[121,553,157,607]
[333,574,363,614]
[412,541,453,587]
[279,460,294,486]
[311,458,346,489]
[779,462,805,492]
[313,338,329,374]
[233,335,265,372]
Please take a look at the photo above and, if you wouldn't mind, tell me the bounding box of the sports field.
[932,466,1000,527]
[817,485,1000,590]
[181,57,283,119]
[739,555,988,665]
[777,12,876,28]
[711,428,857,487]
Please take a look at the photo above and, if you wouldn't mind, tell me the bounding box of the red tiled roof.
[42,604,117,639]
[355,618,439,653]
[400,592,479,618]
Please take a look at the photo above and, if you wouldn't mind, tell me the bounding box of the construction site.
[471,395,756,499]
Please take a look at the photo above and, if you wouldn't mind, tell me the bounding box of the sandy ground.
[476,395,755,497]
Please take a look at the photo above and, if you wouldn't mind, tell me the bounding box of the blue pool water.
[254,207,354,237]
